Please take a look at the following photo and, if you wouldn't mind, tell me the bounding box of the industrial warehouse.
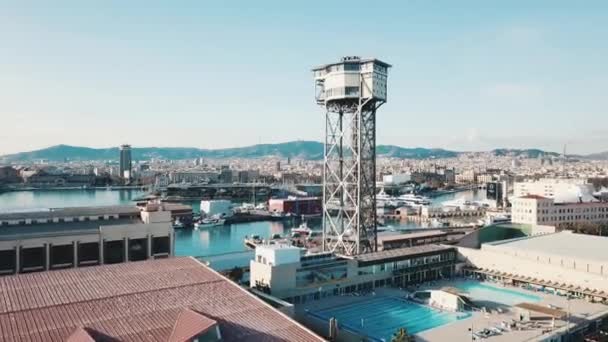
[0,204,178,274]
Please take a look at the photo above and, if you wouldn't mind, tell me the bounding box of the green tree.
[391,328,413,342]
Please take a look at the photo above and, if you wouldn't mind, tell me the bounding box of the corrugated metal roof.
[377,230,447,243]
[352,244,452,265]
[0,257,324,342]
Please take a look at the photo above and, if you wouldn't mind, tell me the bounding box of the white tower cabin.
[313,56,391,256]
[314,56,389,105]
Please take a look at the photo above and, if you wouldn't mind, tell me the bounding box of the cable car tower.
[313,56,391,255]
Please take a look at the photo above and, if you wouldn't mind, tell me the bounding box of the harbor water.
[0,188,487,258]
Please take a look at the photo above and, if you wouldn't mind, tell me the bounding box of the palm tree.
[391,327,413,342]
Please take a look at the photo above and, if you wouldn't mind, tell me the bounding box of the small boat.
[270,211,293,221]
[172,219,185,229]
[194,217,226,229]
[291,222,312,235]
[244,235,264,249]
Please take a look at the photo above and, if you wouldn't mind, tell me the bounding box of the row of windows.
[358,252,454,276]
[538,214,608,222]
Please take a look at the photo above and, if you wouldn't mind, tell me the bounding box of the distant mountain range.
[490,148,561,158]
[0,141,603,162]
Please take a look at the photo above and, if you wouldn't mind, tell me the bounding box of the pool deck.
[298,279,608,342]
[419,279,608,342]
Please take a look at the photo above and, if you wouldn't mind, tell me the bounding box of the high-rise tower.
[119,144,132,180]
[313,56,390,255]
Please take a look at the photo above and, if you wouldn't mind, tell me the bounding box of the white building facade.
[512,195,608,227]
[514,179,596,203]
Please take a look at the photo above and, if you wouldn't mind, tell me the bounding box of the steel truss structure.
[322,95,384,255]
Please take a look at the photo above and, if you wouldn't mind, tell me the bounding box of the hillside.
[1,142,582,162]
[2,141,459,161]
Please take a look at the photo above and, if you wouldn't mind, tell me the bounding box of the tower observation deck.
[313,56,391,255]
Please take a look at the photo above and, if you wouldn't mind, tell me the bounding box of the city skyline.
[1,1,607,155]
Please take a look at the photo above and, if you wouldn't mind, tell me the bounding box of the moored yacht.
[194,215,226,229]
[291,222,313,236]
[397,193,431,206]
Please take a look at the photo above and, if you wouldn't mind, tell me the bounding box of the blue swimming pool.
[455,281,541,306]
[310,296,471,341]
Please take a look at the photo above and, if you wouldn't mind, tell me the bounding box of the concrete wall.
[482,241,608,277]
[250,261,297,294]
[429,290,462,312]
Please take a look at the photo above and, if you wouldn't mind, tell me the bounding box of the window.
[343,63,359,71]
[345,87,359,96]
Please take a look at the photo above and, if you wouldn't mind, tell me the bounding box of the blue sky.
[0,1,607,155]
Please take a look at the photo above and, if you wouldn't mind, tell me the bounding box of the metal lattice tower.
[313,56,391,255]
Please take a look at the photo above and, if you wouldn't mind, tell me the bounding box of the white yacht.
[397,194,431,206]
[376,190,404,207]
[291,222,313,235]
[194,216,226,229]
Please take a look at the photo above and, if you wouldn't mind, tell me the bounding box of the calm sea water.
[0,189,146,212]
[0,188,486,257]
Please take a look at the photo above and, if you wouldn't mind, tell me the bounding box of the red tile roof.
[168,309,216,342]
[0,257,323,342]
[66,328,96,342]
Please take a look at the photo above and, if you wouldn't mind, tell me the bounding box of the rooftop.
[0,205,140,221]
[352,244,452,266]
[312,57,392,71]
[489,231,608,263]
[377,230,447,243]
[0,218,140,240]
[0,257,323,342]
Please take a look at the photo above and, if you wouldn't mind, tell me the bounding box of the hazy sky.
[1,1,607,155]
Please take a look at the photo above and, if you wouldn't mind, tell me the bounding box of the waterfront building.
[119,144,132,179]
[22,171,95,187]
[455,170,476,184]
[200,199,233,218]
[169,170,219,184]
[514,178,596,203]
[0,204,174,275]
[219,168,234,183]
[486,181,507,207]
[511,195,608,227]
[0,257,323,341]
[475,173,494,184]
[376,230,452,251]
[238,169,259,183]
[420,205,485,219]
[249,244,456,303]
[382,173,411,185]
[268,197,322,216]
